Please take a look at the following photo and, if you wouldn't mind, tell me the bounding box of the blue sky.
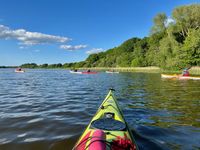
[0,0,199,66]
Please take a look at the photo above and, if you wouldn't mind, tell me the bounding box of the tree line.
[20,63,74,68]
[20,4,200,70]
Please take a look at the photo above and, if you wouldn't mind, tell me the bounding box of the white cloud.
[165,17,175,27]
[60,44,87,50]
[86,48,104,54]
[0,24,70,45]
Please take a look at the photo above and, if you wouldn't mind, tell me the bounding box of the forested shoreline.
[78,4,200,70]
[2,4,199,71]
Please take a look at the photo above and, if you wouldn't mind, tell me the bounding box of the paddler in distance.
[182,68,190,76]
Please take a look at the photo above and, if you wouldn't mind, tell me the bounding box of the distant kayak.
[105,71,119,74]
[69,70,97,74]
[69,70,82,74]
[161,74,200,80]
[15,68,25,73]
[73,89,138,150]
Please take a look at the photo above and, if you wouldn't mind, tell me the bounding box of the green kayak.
[73,89,139,150]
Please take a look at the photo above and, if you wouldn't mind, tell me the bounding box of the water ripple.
[0,69,199,150]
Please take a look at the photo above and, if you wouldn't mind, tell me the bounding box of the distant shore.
[79,66,161,73]
[1,66,200,75]
[0,66,17,68]
[79,66,200,75]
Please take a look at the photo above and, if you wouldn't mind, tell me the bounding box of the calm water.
[0,69,199,150]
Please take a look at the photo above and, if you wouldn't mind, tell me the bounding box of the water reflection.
[126,74,200,128]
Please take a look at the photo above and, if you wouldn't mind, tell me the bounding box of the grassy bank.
[4,65,200,75]
[160,67,200,75]
[79,66,200,75]
[79,66,161,73]
[189,67,200,75]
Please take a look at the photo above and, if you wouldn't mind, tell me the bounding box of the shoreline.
[1,66,200,75]
[79,66,161,73]
[79,66,200,75]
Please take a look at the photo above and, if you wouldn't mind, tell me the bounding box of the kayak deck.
[73,89,138,150]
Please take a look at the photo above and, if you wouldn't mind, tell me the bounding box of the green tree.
[21,63,38,68]
[180,29,200,66]
[40,64,48,68]
[151,13,167,34]
[172,4,200,38]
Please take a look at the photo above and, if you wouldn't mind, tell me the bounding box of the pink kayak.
[81,71,98,74]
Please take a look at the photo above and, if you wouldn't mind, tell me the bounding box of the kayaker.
[182,68,190,76]
[87,69,91,72]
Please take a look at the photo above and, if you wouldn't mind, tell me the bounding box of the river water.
[0,69,199,150]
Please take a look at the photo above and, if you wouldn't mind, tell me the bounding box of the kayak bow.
[73,89,138,150]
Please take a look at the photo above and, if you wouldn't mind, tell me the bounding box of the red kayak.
[82,71,98,74]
